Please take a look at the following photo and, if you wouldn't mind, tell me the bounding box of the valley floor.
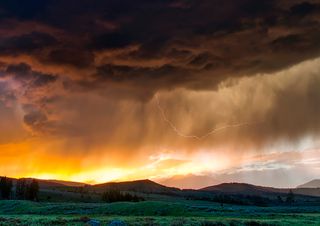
[0,200,319,226]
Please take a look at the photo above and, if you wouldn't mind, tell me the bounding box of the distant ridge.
[45,179,87,187]
[201,182,320,197]
[201,182,282,195]
[297,179,320,188]
[1,176,320,197]
[1,177,86,188]
[91,179,180,193]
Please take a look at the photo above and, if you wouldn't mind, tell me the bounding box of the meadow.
[0,199,319,226]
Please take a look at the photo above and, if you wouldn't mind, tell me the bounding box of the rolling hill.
[201,182,320,197]
[3,177,74,189]
[297,179,320,188]
[90,179,180,194]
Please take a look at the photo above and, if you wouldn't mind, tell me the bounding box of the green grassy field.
[0,200,319,225]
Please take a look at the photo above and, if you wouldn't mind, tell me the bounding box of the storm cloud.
[0,0,319,185]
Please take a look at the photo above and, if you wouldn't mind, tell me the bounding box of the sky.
[0,0,319,188]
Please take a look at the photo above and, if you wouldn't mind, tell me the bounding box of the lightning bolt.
[155,93,259,140]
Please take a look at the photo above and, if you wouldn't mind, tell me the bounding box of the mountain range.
[1,176,320,207]
[6,177,320,198]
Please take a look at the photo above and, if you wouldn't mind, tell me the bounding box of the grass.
[0,215,319,226]
[0,200,319,225]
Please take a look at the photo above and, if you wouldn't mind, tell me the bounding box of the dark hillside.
[91,179,180,194]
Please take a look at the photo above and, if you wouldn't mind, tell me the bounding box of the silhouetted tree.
[286,190,295,205]
[102,189,144,202]
[16,179,27,200]
[0,177,12,199]
[277,195,283,203]
[27,179,39,201]
[102,189,121,202]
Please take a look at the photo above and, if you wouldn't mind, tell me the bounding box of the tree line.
[185,190,296,207]
[102,189,144,202]
[0,177,39,201]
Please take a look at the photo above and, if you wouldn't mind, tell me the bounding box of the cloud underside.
[0,0,320,182]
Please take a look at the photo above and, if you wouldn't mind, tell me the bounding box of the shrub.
[102,189,144,202]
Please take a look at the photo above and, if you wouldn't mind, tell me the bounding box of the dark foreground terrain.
[0,178,319,225]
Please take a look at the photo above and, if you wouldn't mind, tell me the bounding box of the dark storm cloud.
[96,64,190,85]
[0,0,319,93]
[22,105,62,136]
[23,108,47,128]
[0,0,320,143]
[90,33,134,50]
[46,48,94,68]
[4,63,57,87]
[290,1,318,17]
[0,81,16,106]
[0,31,57,54]
[0,62,59,135]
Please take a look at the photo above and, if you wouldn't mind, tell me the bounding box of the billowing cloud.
[0,0,319,186]
[0,0,319,95]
